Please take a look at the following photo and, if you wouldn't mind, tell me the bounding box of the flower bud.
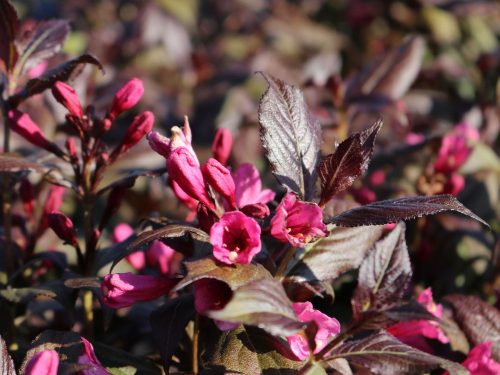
[65,137,78,159]
[48,211,78,246]
[211,128,232,165]
[19,178,35,218]
[110,111,154,161]
[52,81,84,118]
[109,78,144,118]
[25,349,59,375]
[101,273,177,309]
[202,158,236,208]
[8,109,65,157]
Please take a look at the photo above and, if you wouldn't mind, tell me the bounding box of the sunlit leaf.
[0,334,15,375]
[258,73,321,200]
[0,0,18,73]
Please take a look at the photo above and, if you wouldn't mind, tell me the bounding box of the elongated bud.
[202,158,236,208]
[19,179,35,218]
[211,128,232,165]
[38,186,66,235]
[109,78,144,118]
[65,137,78,159]
[8,110,65,157]
[48,211,78,246]
[110,111,154,161]
[101,273,177,308]
[52,81,84,118]
[168,147,215,210]
[25,349,59,375]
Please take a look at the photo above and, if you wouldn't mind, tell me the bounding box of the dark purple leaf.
[330,194,489,227]
[0,0,18,73]
[0,154,44,172]
[319,119,382,206]
[150,295,196,370]
[352,223,412,320]
[14,19,69,75]
[0,335,15,375]
[8,53,103,106]
[328,331,467,375]
[258,73,321,200]
[287,225,384,283]
[201,324,303,374]
[92,341,161,374]
[444,294,500,361]
[63,277,101,289]
[345,35,425,102]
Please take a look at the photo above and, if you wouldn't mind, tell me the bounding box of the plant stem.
[274,245,295,280]
[82,289,94,339]
[192,314,199,374]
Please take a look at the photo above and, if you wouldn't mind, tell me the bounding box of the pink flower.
[434,123,478,174]
[147,116,196,162]
[110,111,155,161]
[78,337,111,375]
[25,349,59,375]
[211,128,233,165]
[386,288,448,353]
[112,224,145,270]
[147,240,177,275]
[109,78,144,119]
[202,158,236,208]
[233,163,275,208]
[210,211,261,265]
[461,342,500,375]
[287,301,341,360]
[270,193,327,247]
[48,211,78,246]
[101,273,177,309]
[167,147,215,210]
[7,109,65,157]
[52,81,84,118]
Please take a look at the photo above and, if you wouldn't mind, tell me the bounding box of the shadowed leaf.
[9,54,103,106]
[0,334,15,375]
[93,341,161,374]
[319,119,382,206]
[15,19,69,75]
[328,330,467,375]
[201,324,303,374]
[258,73,321,200]
[444,294,500,361]
[352,223,412,320]
[345,35,425,102]
[329,195,488,227]
[287,225,384,283]
[0,154,44,172]
[0,0,18,73]
[150,295,196,370]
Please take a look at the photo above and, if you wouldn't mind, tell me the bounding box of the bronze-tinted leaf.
[0,154,44,173]
[444,294,500,360]
[345,35,425,102]
[8,53,103,106]
[329,195,489,227]
[328,330,467,375]
[287,225,384,283]
[351,223,412,320]
[0,0,18,73]
[319,119,382,206]
[14,19,69,75]
[201,324,303,374]
[0,334,15,375]
[258,73,321,200]
[150,295,196,370]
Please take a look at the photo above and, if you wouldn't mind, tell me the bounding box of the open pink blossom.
[386,288,448,353]
[287,302,340,360]
[233,163,275,208]
[101,273,177,308]
[271,192,327,247]
[211,128,233,165]
[109,78,144,119]
[52,81,84,118]
[210,211,261,264]
[112,224,145,270]
[78,337,111,375]
[25,349,59,375]
[460,342,500,375]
